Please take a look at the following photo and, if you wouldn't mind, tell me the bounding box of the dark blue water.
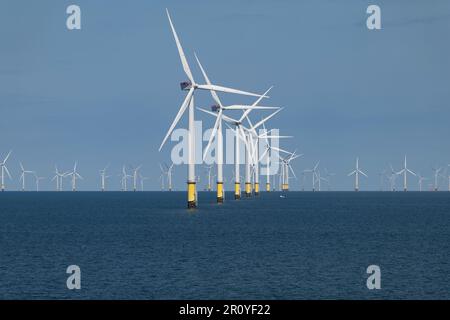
[0,191,449,299]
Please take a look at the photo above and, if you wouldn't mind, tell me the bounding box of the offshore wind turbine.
[34,174,45,192]
[19,162,34,191]
[132,165,142,192]
[139,174,149,191]
[348,157,368,191]
[417,173,427,192]
[397,155,416,191]
[120,166,132,191]
[165,163,174,191]
[159,172,165,191]
[0,150,12,191]
[432,167,442,191]
[303,161,320,192]
[274,148,301,191]
[52,165,68,191]
[204,165,213,191]
[387,164,399,191]
[316,170,328,192]
[159,9,267,209]
[100,165,110,191]
[68,162,83,191]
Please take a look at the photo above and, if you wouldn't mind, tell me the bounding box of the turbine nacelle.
[180,81,193,91]
[210,104,221,112]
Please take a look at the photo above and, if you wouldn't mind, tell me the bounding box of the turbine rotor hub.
[180,81,193,91]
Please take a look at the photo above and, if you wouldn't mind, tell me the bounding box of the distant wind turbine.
[100,164,110,191]
[432,167,442,191]
[34,173,45,192]
[417,173,427,192]
[68,162,83,191]
[397,155,416,191]
[348,157,368,192]
[303,161,320,192]
[132,165,142,192]
[0,150,12,191]
[120,166,132,191]
[19,162,34,191]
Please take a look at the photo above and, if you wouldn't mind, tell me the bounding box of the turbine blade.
[271,146,293,156]
[166,9,194,83]
[159,87,194,151]
[203,110,222,160]
[3,150,12,163]
[252,86,273,107]
[258,147,269,163]
[222,105,279,110]
[359,170,368,177]
[4,166,12,179]
[289,164,297,179]
[252,108,283,130]
[194,53,222,107]
[197,84,268,98]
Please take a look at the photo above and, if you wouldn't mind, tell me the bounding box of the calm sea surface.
[0,191,449,299]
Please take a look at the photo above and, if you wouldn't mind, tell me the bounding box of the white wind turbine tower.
[316,170,328,192]
[303,161,320,192]
[387,164,399,191]
[139,174,149,191]
[348,157,368,191]
[397,155,416,191]
[120,166,132,191]
[159,164,166,191]
[0,150,12,191]
[417,173,427,192]
[132,165,142,192]
[52,166,68,191]
[99,165,110,192]
[164,163,174,191]
[432,167,442,191]
[34,174,45,192]
[68,162,83,191]
[159,9,267,209]
[204,165,213,191]
[19,162,34,191]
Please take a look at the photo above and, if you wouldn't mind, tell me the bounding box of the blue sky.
[1,0,449,191]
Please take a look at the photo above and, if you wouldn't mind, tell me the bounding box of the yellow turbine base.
[245,182,252,197]
[234,182,241,200]
[187,182,197,208]
[254,183,259,196]
[217,182,224,203]
[266,183,270,192]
